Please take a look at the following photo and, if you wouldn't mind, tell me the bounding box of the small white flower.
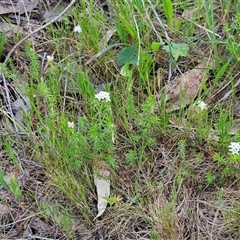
[74,25,82,33]
[47,55,54,62]
[68,121,75,128]
[228,142,240,155]
[95,91,111,102]
[197,101,207,110]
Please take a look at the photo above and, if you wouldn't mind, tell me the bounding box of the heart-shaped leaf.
[117,46,138,66]
[163,42,189,61]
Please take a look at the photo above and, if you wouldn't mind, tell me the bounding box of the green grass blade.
[0,167,10,191]
[213,61,230,84]
[163,0,173,23]
[0,33,5,57]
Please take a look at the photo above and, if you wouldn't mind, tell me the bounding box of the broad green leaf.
[163,42,189,61]
[117,46,138,66]
[120,64,132,77]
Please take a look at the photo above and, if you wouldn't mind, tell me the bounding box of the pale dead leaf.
[0,0,38,14]
[169,117,188,130]
[163,61,213,112]
[181,5,200,21]
[182,4,218,21]
[228,118,240,135]
[0,203,12,214]
[100,28,116,49]
[0,22,23,35]
[12,97,30,125]
[94,161,110,220]
[0,172,23,190]
[209,129,220,141]
[10,73,31,126]
[41,2,70,23]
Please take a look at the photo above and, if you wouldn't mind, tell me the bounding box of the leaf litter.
[0,0,38,15]
[161,60,214,112]
[94,161,110,220]
[0,1,240,239]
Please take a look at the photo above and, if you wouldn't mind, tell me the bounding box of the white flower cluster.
[228,142,240,155]
[74,25,82,33]
[197,100,207,110]
[47,55,54,62]
[95,91,111,102]
[68,121,75,129]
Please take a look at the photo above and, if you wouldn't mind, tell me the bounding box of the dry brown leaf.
[163,61,212,112]
[0,203,12,214]
[94,161,110,220]
[0,0,38,14]
[169,117,188,130]
[30,217,55,233]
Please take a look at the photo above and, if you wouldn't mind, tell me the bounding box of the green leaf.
[13,187,22,200]
[151,42,162,53]
[0,167,10,191]
[163,0,173,23]
[163,42,189,61]
[10,173,22,200]
[120,64,132,77]
[115,21,128,42]
[117,46,138,66]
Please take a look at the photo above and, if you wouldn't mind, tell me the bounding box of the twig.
[3,0,76,65]
[85,43,127,65]
[1,210,43,228]
[140,0,163,43]
[132,9,140,66]
[156,146,172,161]
[147,0,170,42]
[183,17,222,39]
[219,77,240,102]
[147,0,173,81]
[207,75,240,105]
